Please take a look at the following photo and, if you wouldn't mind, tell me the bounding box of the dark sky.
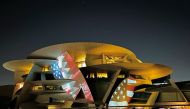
[0,0,190,85]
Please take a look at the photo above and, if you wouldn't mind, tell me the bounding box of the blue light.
[51,63,63,79]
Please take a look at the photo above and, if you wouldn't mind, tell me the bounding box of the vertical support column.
[15,71,27,83]
[146,92,159,109]
[102,54,106,64]
[99,69,121,108]
[169,79,188,102]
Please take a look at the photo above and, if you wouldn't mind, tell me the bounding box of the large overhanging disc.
[3,59,56,72]
[27,42,141,64]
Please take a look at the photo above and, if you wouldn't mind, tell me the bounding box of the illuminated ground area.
[2,42,190,109]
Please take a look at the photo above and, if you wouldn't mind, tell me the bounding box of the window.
[97,72,108,78]
[32,85,43,91]
[33,73,41,81]
[118,74,125,78]
[90,73,95,78]
[45,74,55,80]
[77,61,86,68]
[45,85,62,90]
[42,66,49,72]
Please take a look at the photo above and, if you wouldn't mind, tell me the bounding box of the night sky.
[0,0,190,85]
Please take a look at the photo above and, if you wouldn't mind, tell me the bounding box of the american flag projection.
[51,63,63,79]
[62,52,94,102]
[52,52,94,102]
[109,78,136,106]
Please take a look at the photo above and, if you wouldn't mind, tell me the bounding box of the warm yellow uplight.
[97,72,108,78]
[42,66,49,72]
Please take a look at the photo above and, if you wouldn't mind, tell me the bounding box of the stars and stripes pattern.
[51,54,71,79]
[109,77,136,106]
[50,52,94,102]
[62,52,94,102]
[51,63,64,79]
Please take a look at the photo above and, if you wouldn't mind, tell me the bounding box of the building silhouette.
[3,42,190,109]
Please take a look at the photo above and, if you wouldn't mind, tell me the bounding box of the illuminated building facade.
[3,42,190,109]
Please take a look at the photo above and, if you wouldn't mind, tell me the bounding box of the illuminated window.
[118,74,125,78]
[90,73,95,78]
[42,66,49,72]
[97,72,108,78]
[32,85,43,91]
[44,86,62,90]
[127,78,137,84]
[45,86,54,90]
[76,61,86,68]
